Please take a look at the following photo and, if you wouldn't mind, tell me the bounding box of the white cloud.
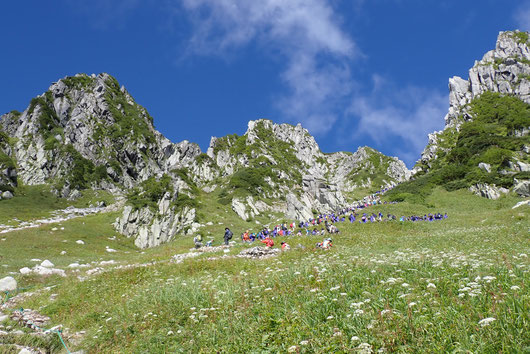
[514,1,530,31]
[178,0,356,133]
[350,77,447,167]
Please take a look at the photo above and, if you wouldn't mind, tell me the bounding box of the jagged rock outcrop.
[0,73,201,191]
[420,31,530,165]
[469,183,510,200]
[205,119,410,221]
[114,191,200,249]
[413,31,529,201]
[0,127,17,192]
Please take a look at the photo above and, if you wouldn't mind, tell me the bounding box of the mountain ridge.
[0,77,409,247]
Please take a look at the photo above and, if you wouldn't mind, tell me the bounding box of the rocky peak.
[0,73,201,193]
[420,31,530,166]
[446,31,530,128]
[245,119,321,166]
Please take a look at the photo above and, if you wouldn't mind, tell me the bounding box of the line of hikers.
[193,184,447,249]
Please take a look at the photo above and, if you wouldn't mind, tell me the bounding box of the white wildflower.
[326,315,334,320]
[478,317,496,327]
[357,342,373,354]
[300,340,309,345]
[351,336,360,342]
[510,285,520,290]
[427,283,436,289]
[401,283,410,288]
[380,309,391,316]
[287,345,298,352]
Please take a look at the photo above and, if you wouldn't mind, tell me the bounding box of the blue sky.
[1,0,529,167]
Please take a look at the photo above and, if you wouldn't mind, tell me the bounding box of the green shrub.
[0,152,15,169]
[102,76,156,144]
[401,92,530,198]
[513,31,529,44]
[228,167,275,197]
[127,174,174,211]
[62,145,108,190]
[61,75,94,89]
[196,153,212,165]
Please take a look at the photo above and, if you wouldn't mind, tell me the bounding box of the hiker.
[261,236,274,248]
[193,234,203,249]
[316,238,332,249]
[224,227,233,246]
[322,238,332,249]
[242,230,250,242]
[281,241,290,251]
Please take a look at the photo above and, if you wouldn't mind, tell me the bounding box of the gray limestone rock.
[1,191,13,200]
[0,276,17,292]
[469,183,509,200]
[478,162,492,173]
[513,180,530,197]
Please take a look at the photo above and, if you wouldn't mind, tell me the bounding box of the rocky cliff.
[403,31,530,200]
[0,126,17,195]
[203,119,410,221]
[0,73,201,197]
[419,31,530,168]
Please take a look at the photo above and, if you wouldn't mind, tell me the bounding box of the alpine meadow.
[0,16,529,354]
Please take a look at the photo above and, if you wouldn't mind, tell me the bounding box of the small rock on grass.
[40,260,54,268]
[0,276,16,292]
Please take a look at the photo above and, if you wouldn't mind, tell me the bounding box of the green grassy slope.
[0,185,115,226]
[0,189,527,352]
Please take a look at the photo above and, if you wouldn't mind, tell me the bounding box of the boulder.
[1,191,13,200]
[0,276,17,292]
[469,183,509,199]
[231,198,249,221]
[514,180,530,197]
[19,267,32,275]
[40,260,54,268]
[512,200,530,209]
[478,162,491,173]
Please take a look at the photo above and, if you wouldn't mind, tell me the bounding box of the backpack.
[227,229,233,239]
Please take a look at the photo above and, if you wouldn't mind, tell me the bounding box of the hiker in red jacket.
[261,237,274,247]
